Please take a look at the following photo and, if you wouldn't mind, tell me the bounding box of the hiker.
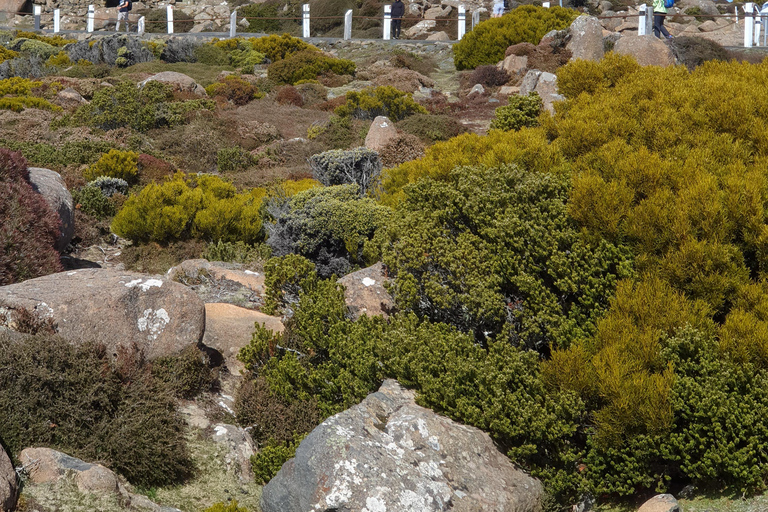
[653,0,673,39]
[492,0,504,17]
[391,0,405,39]
[116,0,131,32]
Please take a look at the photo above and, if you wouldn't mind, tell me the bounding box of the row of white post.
[44,2,475,40]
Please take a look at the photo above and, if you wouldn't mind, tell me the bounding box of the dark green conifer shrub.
[395,113,468,143]
[268,49,355,85]
[452,5,579,70]
[490,91,543,131]
[239,3,284,33]
[73,185,116,219]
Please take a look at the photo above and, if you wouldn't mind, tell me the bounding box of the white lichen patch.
[35,302,54,318]
[325,459,361,508]
[335,424,355,439]
[218,401,235,415]
[362,493,389,512]
[244,270,259,275]
[213,425,228,436]
[418,460,443,479]
[417,418,430,439]
[137,308,170,340]
[398,489,430,511]
[66,271,77,276]
[125,278,164,291]
[362,277,376,287]
[427,436,440,451]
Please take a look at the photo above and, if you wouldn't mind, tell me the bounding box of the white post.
[638,3,647,35]
[457,4,465,40]
[472,10,479,29]
[736,6,738,22]
[746,3,754,47]
[229,9,236,38]
[166,4,173,34]
[53,8,60,32]
[344,9,352,39]
[542,1,550,6]
[302,3,310,38]
[87,4,94,32]
[383,4,391,40]
[138,15,145,35]
[33,4,41,30]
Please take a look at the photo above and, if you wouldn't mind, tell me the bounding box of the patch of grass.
[20,479,132,512]
[111,61,235,87]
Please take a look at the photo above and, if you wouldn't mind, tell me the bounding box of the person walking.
[116,0,131,33]
[391,0,405,39]
[492,0,504,17]
[652,0,673,39]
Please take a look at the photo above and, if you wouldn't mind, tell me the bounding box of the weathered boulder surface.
[364,116,399,152]
[261,379,544,512]
[0,444,17,512]
[567,15,605,62]
[637,494,681,512]
[212,424,257,484]
[167,259,265,308]
[140,71,207,96]
[337,262,394,319]
[202,303,283,373]
[19,448,119,495]
[27,167,74,252]
[614,35,676,67]
[498,54,528,76]
[0,269,205,360]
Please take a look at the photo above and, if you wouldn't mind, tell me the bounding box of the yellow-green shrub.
[84,149,139,183]
[452,5,579,70]
[249,33,312,62]
[334,85,425,122]
[0,77,60,113]
[111,173,267,244]
[0,46,18,64]
[14,30,75,46]
[268,49,355,85]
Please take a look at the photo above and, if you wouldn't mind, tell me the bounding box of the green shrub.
[0,47,18,64]
[0,332,191,487]
[203,240,271,264]
[73,185,116,219]
[452,5,579,70]
[217,146,259,172]
[0,139,114,168]
[395,113,468,143]
[669,35,728,71]
[0,148,62,285]
[111,173,266,245]
[555,51,640,100]
[308,147,382,195]
[250,33,312,62]
[194,44,230,66]
[15,38,58,60]
[0,77,60,113]
[490,91,543,131]
[84,149,139,183]
[334,85,426,122]
[260,254,317,315]
[251,437,303,484]
[206,76,262,105]
[268,49,355,85]
[203,501,250,512]
[151,345,217,399]
[45,50,71,68]
[14,30,75,47]
[239,3,284,33]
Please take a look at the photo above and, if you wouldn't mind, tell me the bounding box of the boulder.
[202,303,284,373]
[0,0,26,17]
[680,0,719,16]
[519,69,542,95]
[212,424,257,484]
[139,71,207,97]
[262,380,544,512]
[698,19,719,32]
[614,35,676,67]
[637,494,681,512]
[0,269,205,360]
[468,83,485,96]
[534,72,563,113]
[404,19,436,38]
[498,54,528,76]
[364,116,399,152]
[0,444,17,512]
[19,448,119,495]
[567,15,605,61]
[167,259,265,308]
[426,31,451,41]
[499,85,521,95]
[27,167,74,252]
[600,11,622,32]
[337,262,394,319]
[424,4,451,18]
[55,87,88,107]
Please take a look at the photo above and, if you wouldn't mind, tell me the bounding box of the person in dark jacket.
[391,0,405,39]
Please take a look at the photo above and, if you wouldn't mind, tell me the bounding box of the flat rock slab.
[337,262,394,319]
[168,259,264,309]
[262,380,544,512]
[203,303,283,373]
[637,494,681,512]
[0,269,205,360]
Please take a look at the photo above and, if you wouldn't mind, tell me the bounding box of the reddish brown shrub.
[0,149,62,285]
[469,65,510,87]
[378,132,425,168]
[207,76,261,106]
[275,85,304,107]
[506,42,571,74]
[137,153,176,184]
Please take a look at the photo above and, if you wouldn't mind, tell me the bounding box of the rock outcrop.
[364,116,399,152]
[614,35,677,67]
[519,70,563,113]
[167,259,265,308]
[212,424,257,484]
[140,71,207,97]
[637,494,681,512]
[337,262,394,319]
[261,380,544,512]
[0,444,17,512]
[567,15,604,62]
[0,269,205,360]
[27,167,74,252]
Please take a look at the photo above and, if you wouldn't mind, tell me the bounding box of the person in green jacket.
[652,0,673,39]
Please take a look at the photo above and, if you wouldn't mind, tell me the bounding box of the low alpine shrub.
[334,85,426,121]
[83,149,139,183]
[268,49,355,85]
[469,65,510,87]
[490,92,543,131]
[308,147,382,195]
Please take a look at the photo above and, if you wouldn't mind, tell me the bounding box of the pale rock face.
[212,424,257,484]
[261,380,544,512]
[27,167,74,252]
[613,35,677,67]
[337,262,394,320]
[0,445,17,512]
[567,15,605,62]
[364,116,399,152]
[637,494,682,512]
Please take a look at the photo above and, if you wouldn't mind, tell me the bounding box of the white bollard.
[33,4,41,30]
[229,9,237,38]
[87,4,94,32]
[53,8,60,33]
[458,4,465,40]
[542,1,550,6]
[638,3,647,35]
[302,3,310,38]
[736,6,738,22]
[138,15,145,35]
[745,3,754,47]
[344,9,352,40]
[383,4,391,40]
[167,5,174,34]
[472,9,479,29]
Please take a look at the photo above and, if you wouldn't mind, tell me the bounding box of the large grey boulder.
[140,71,207,97]
[567,15,605,62]
[261,380,544,512]
[212,424,257,484]
[0,269,205,360]
[167,258,265,308]
[0,444,17,512]
[614,35,676,67]
[27,167,74,252]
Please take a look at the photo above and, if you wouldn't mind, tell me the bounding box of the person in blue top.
[652,0,673,39]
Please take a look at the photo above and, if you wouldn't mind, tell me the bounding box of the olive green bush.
[452,5,579,70]
[0,139,113,168]
[151,345,218,399]
[334,85,426,121]
[111,173,266,244]
[83,149,139,183]
[72,185,116,219]
[251,437,303,484]
[268,49,355,85]
[395,113,468,143]
[265,184,392,278]
[0,332,191,487]
[490,91,543,131]
[308,147,382,195]
[0,77,60,113]
[239,3,283,33]
[250,33,312,62]
[203,501,250,512]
